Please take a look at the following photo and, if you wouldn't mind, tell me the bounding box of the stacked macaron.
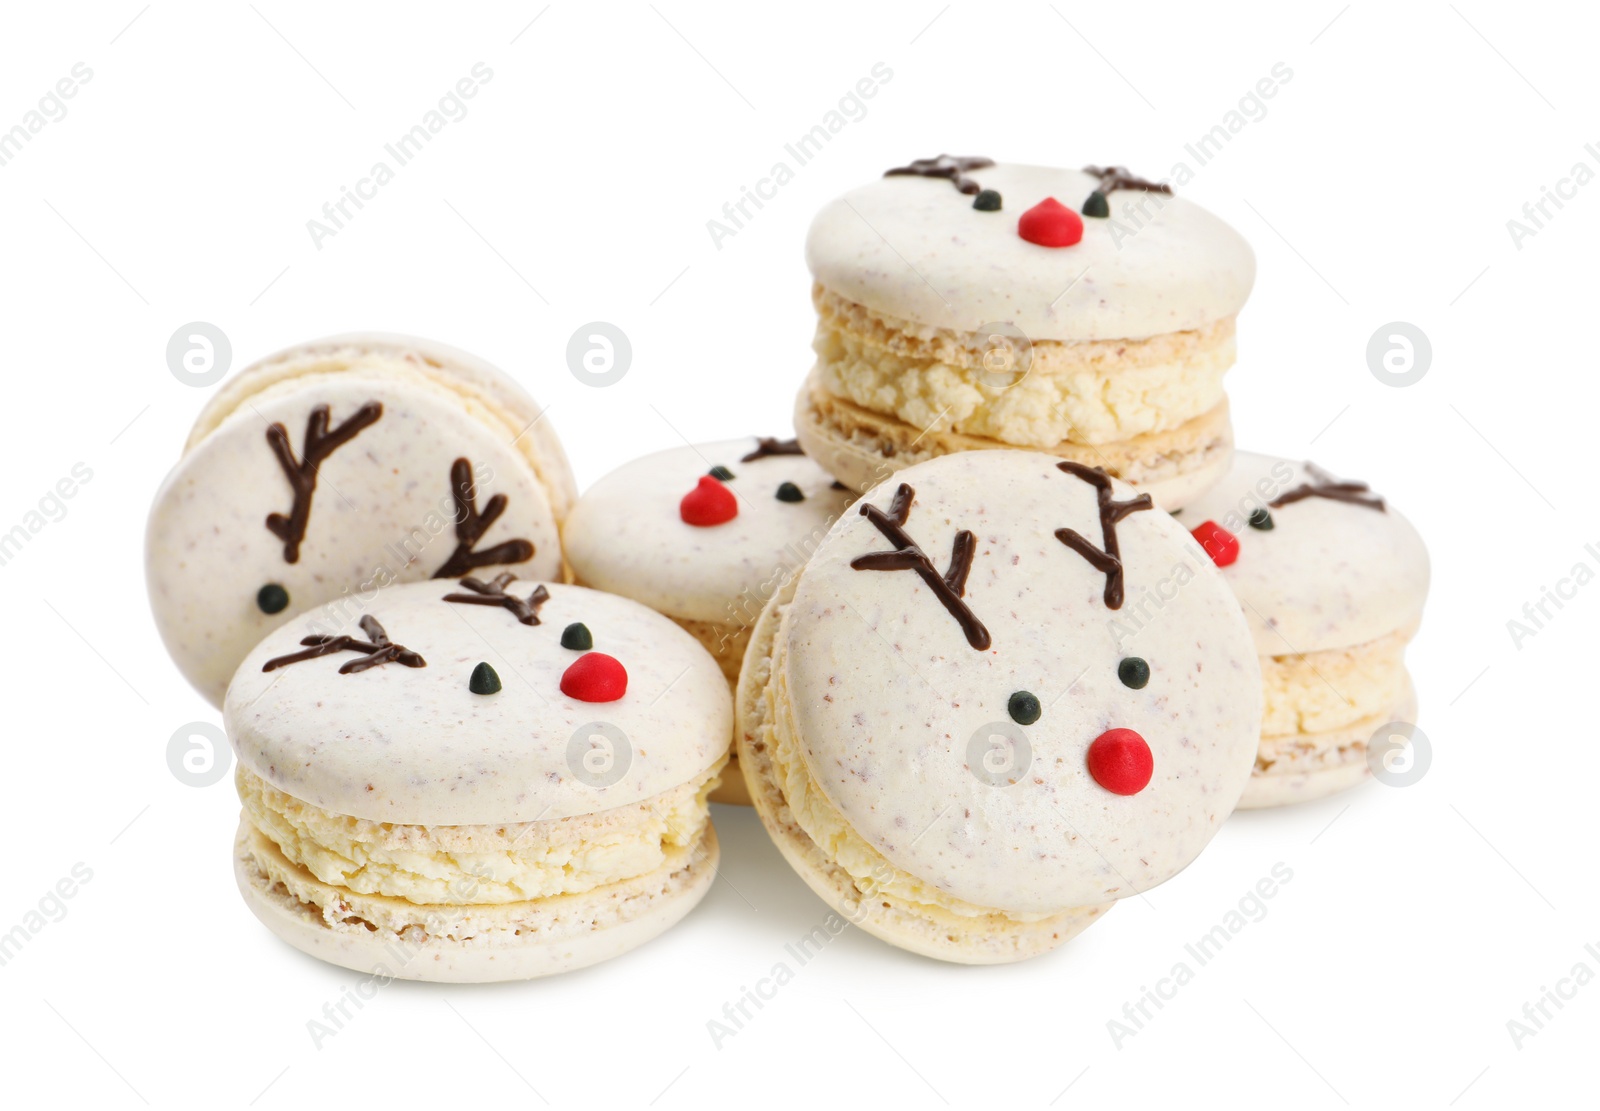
[229,579,729,981]
[781,155,1429,812]
[563,437,855,805]
[795,157,1254,508]
[148,334,574,705]
[736,451,1263,961]
[1177,453,1429,807]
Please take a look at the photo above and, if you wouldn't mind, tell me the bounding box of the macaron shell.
[806,162,1255,341]
[1176,451,1430,654]
[781,450,1261,914]
[235,819,718,983]
[735,571,1106,963]
[148,370,563,704]
[564,438,855,626]
[225,581,731,825]
[186,333,577,518]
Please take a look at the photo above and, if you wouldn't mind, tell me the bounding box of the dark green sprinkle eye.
[1081,190,1110,218]
[469,662,501,695]
[709,465,735,481]
[776,482,804,502]
[1248,507,1274,531]
[1118,657,1150,689]
[973,189,1002,212]
[561,623,593,651]
[1008,690,1041,725]
[257,583,290,614]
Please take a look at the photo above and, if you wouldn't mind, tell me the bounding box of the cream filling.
[238,763,720,906]
[1259,629,1414,738]
[813,287,1235,447]
[764,610,1053,922]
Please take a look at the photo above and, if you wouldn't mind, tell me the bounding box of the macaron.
[563,436,856,805]
[227,578,730,982]
[1176,452,1429,807]
[147,334,576,705]
[795,158,1254,507]
[736,450,1262,963]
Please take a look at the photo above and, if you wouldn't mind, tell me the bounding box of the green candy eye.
[1248,508,1274,530]
[1118,657,1150,689]
[1008,691,1041,725]
[709,465,735,481]
[561,623,593,651]
[775,482,804,503]
[257,583,289,614]
[469,662,501,695]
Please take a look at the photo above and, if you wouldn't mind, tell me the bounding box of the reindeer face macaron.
[736,450,1261,964]
[1176,451,1430,808]
[146,335,575,705]
[564,436,855,805]
[796,159,1254,508]
[227,579,730,982]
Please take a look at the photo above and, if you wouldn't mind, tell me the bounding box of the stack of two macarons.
[772,155,1430,811]
[149,336,735,981]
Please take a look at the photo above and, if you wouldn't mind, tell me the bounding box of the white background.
[0,2,1593,1107]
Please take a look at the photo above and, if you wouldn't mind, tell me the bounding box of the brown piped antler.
[264,402,383,563]
[850,483,991,650]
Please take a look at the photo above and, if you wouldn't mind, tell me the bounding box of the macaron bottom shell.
[1238,678,1417,810]
[234,820,719,983]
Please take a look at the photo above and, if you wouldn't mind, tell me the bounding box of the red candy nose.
[680,475,738,527]
[1190,520,1240,567]
[561,652,628,702]
[1087,728,1154,795]
[1018,197,1084,248]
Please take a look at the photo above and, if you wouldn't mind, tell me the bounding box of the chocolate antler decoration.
[264,402,383,563]
[1083,165,1173,196]
[432,458,537,579]
[262,614,425,674]
[741,436,805,463]
[1054,462,1153,610]
[1269,462,1386,512]
[442,573,551,625]
[850,483,991,650]
[884,155,995,196]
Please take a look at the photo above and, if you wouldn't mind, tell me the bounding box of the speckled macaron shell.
[148,335,574,706]
[782,450,1262,914]
[225,580,730,825]
[1176,451,1430,655]
[563,438,856,626]
[806,163,1256,342]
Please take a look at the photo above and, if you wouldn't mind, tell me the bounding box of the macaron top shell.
[147,336,573,706]
[225,581,730,826]
[1177,451,1430,655]
[806,161,1255,342]
[780,450,1261,914]
[564,438,856,625]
